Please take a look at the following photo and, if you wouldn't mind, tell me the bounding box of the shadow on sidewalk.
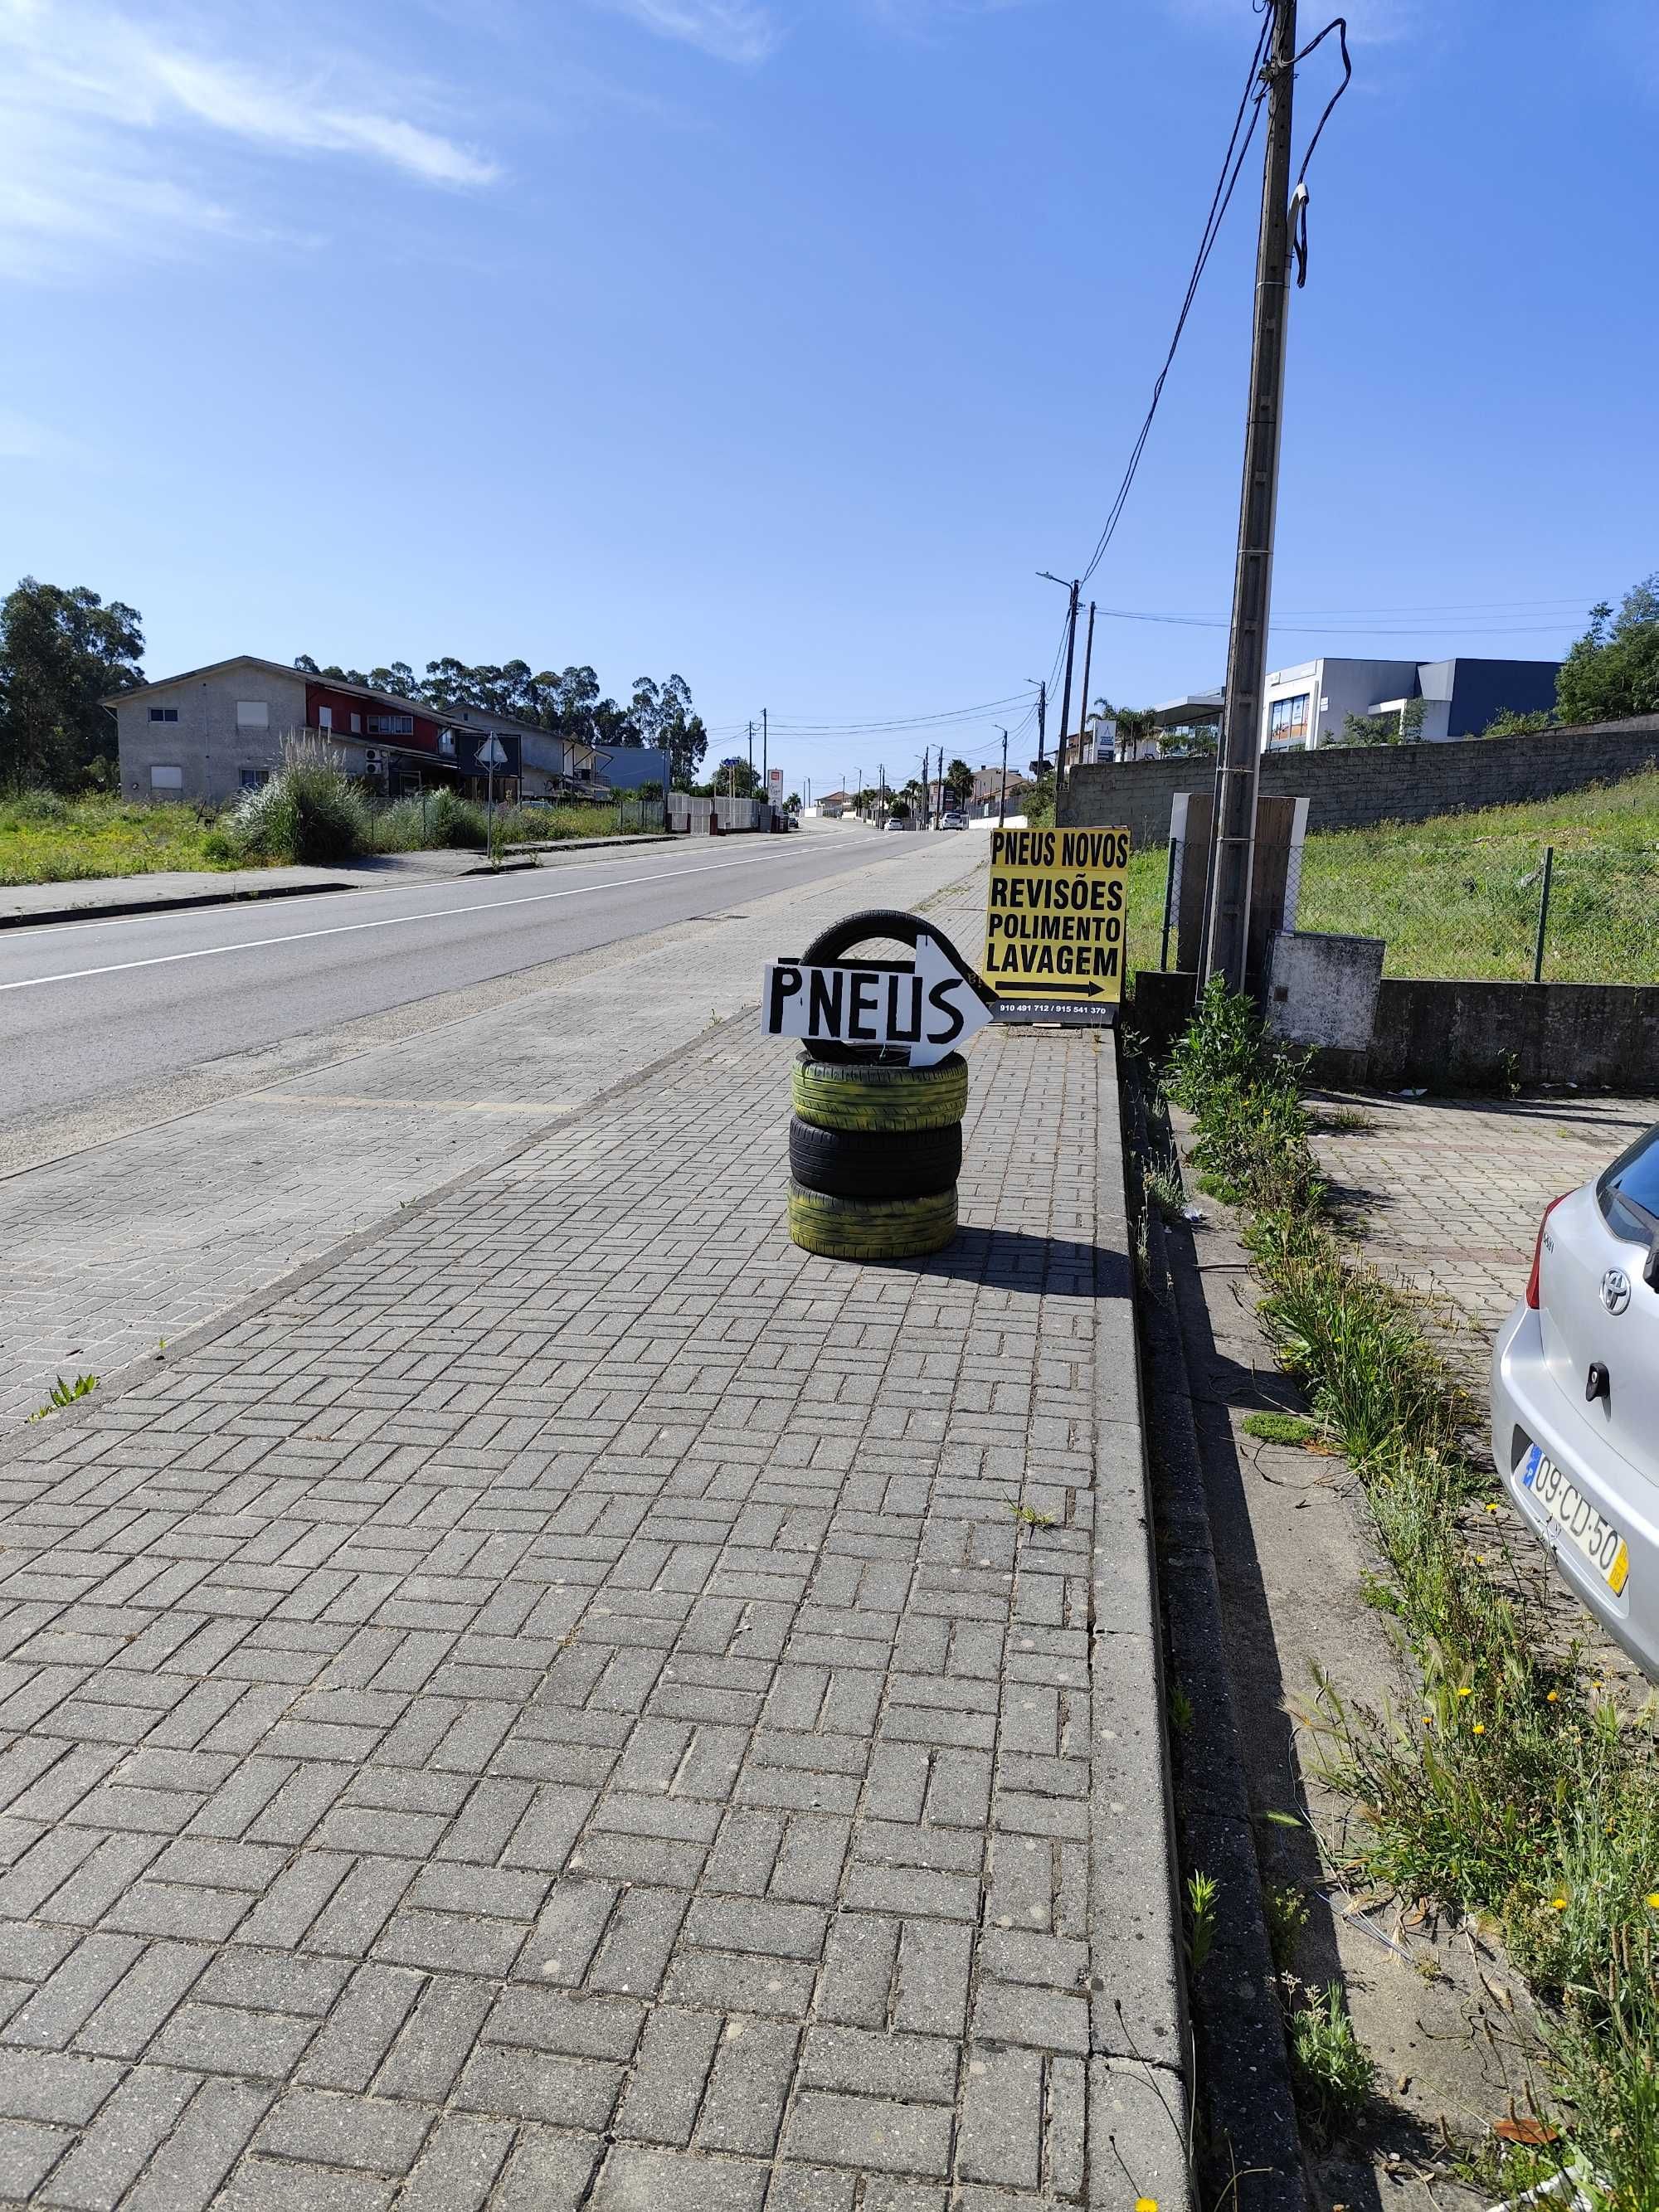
[902,1225,1132,1297]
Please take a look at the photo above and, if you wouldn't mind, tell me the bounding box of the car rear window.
[1600,1124,1659,1237]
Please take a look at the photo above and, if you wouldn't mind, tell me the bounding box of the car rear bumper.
[1491,1301,1658,1680]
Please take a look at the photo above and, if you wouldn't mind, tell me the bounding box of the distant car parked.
[882,816,909,832]
[940,810,968,830]
[1491,1123,1659,1680]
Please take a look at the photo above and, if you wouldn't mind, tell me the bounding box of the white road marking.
[0,849,877,996]
[0,838,855,946]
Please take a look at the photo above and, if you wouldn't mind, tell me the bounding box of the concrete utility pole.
[747,721,754,798]
[1200,0,1298,991]
[997,730,1009,827]
[762,708,768,794]
[1029,680,1047,774]
[1077,600,1097,771]
[1039,575,1080,818]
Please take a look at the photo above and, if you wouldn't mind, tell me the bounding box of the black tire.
[787,1181,957,1262]
[791,1049,968,1135]
[798,910,987,1064]
[789,1116,961,1200]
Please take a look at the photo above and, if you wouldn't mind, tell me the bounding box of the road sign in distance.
[982,825,1131,1026]
[476,734,508,768]
[762,933,991,1068]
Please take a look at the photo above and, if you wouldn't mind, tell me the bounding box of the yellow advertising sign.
[981,824,1131,1023]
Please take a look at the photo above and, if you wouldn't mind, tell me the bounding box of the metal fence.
[1141,837,1659,985]
[1294,839,1659,984]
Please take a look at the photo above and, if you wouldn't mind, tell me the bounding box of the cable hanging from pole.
[1287,17,1351,286]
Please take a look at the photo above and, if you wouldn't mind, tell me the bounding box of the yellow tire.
[791,1049,967,1135]
[787,1180,957,1262]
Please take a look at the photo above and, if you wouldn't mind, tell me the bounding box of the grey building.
[106,655,598,805]
[1260,654,1562,751]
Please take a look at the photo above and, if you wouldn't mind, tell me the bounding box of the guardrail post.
[1532,843,1554,983]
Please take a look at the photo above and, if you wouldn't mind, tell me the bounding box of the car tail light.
[1525,1193,1574,1310]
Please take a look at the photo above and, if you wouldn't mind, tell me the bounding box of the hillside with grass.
[1123,770,1659,985]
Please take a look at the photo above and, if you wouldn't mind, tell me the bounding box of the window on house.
[147,706,178,722]
[350,712,362,734]
[240,768,269,790]
[367,712,414,737]
[149,765,183,790]
[438,728,455,756]
[1267,693,1311,746]
[317,706,333,732]
[236,701,270,729]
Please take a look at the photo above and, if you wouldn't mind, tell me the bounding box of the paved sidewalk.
[1311,1089,1655,1333]
[0,902,1182,2205]
[2,835,982,1424]
[1311,1085,1657,1701]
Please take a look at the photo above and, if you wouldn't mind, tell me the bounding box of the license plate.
[1521,1445,1631,1595]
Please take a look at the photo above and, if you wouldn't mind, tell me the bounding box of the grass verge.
[1165,978,1659,2209]
[0,790,244,885]
[1123,768,1659,985]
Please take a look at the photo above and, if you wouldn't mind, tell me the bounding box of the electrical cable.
[1288,17,1351,285]
[1077,5,1275,588]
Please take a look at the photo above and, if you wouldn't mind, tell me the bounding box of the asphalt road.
[0,826,937,1123]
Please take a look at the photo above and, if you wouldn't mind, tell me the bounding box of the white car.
[1491,1126,1659,1680]
[941,810,969,830]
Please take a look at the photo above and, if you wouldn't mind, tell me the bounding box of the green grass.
[1165,981,1659,2206]
[0,785,656,887]
[1286,1982,1375,2143]
[0,792,247,886]
[1125,768,1659,984]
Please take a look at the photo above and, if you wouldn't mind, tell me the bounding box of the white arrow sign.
[761,933,991,1067]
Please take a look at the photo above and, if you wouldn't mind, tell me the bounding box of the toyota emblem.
[1601,1267,1632,1315]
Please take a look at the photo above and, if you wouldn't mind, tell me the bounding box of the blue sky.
[1,0,1654,790]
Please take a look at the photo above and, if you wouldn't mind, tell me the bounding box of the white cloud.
[592,0,781,65]
[0,0,499,282]
[0,407,90,462]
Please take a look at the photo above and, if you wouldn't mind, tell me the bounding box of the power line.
[1077,5,1275,588]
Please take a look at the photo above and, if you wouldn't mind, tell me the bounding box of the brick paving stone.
[1312,1086,1655,1701]
[0,869,1180,2205]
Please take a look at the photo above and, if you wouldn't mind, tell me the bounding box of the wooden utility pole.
[1200,0,1298,990]
[997,729,1009,827]
[1034,680,1047,774]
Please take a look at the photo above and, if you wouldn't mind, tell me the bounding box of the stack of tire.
[786,910,971,1262]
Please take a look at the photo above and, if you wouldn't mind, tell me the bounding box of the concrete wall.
[1365,980,1659,1091]
[1060,717,1659,849]
[1129,967,1659,1092]
[116,668,311,804]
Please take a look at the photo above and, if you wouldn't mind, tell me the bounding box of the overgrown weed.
[1163,980,1659,2205]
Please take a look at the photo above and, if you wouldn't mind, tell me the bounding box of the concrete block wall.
[1059,717,1659,848]
[116,668,311,805]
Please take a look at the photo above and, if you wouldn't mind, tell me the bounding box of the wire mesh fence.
[1294,838,1659,983]
[1126,834,1659,985]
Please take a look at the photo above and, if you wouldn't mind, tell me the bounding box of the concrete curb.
[1125,1067,1306,2208]
[0,878,356,931]
[1088,1036,1194,2210]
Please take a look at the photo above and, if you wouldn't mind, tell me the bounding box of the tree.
[714,756,761,798]
[1555,574,1659,726]
[1332,697,1425,747]
[786,791,801,811]
[1482,707,1556,737]
[944,757,974,804]
[1108,705,1159,760]
[0,577,144,790]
